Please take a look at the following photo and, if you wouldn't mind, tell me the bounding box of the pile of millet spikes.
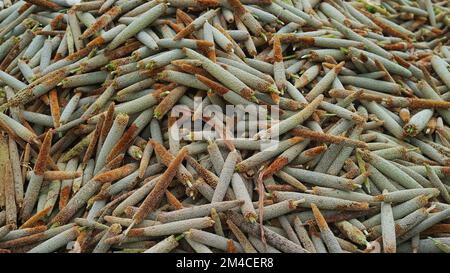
[0,0,449,253]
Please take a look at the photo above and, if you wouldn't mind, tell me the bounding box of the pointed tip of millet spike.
[122,220,135,238]
[188,189,195,197]
[49,222,60,229]
[247,215,257,223]
[426,205,436,213]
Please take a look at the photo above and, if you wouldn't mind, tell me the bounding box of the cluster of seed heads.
[0,0,449,253]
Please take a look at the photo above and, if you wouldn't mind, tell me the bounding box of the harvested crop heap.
[0,0,449,254]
